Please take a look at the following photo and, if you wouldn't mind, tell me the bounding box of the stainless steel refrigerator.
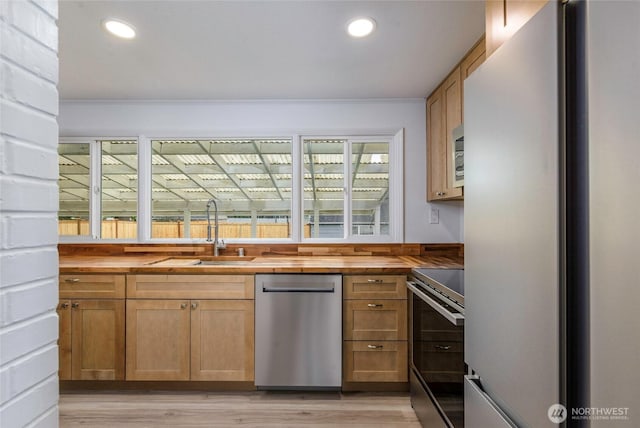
[464,1,639,427]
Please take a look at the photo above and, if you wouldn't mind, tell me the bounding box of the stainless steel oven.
[407,268,465,428]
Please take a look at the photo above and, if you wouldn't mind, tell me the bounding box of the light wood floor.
[59,391,422,427]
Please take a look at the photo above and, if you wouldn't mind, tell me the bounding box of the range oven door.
[409,280,465,427]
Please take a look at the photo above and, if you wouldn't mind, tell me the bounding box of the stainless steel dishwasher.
[255,274,342,389]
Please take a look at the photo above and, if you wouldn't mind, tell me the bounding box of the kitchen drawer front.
[414,341,465,382]
[126,274,254,299]
[343,341,408,382]
[344,300,407,341]
[343,275,407,299]
[59,274,125,299]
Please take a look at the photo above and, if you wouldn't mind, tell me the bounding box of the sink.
[149,256,255,267]
[196,260,255,266]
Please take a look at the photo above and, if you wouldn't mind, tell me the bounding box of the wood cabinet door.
[191,300,254,381]
[343,341,408,382]
[70,299,125,380]
[126,299,190,380]
[344,300,407,341]
[443,68,464,200]
[427,86,446,201]
[57,300,72,380]
[343,275,407,300]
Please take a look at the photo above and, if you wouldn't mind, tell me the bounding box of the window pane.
[101,140,138,239]
[351,141,390,237]
[303,139,345,238]
[58,143,91,236]
[151,138,292,239]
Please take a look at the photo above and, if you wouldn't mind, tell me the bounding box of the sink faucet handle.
[217,239,226,249]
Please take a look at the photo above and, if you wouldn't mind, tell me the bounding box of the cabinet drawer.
[126,274,254,299]
[343,341,408,382]
[343,275,407,299]
[59,274,125,299]
[343,300,407,340]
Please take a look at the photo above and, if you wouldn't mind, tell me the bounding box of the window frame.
[299,130,403,243]
[58,136,140,242]
[58,129,403,243]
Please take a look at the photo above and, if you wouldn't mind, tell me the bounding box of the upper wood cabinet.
[427,36,485,202]
[485,0,547,57]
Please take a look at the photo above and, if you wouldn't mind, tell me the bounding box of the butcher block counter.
[59,254,461,274]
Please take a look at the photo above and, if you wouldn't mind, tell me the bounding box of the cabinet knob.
[59,302,69,309]
[180,303,188,309]
[367,279,384,283]
[367,303,384,308]
[71,302,79,309]
[191,302,198,310]
[436,191,447,196]
[65,278,80,283]
[367,344,384,350]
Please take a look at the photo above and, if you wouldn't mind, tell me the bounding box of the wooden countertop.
[59,254,462,274]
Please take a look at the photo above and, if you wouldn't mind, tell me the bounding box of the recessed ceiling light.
[347,17,376,38]
[103,19,136,39]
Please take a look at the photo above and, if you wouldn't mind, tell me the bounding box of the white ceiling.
[59,1,485,100]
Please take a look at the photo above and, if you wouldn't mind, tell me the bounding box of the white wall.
[59,99,463,243]
[0,0,60,427]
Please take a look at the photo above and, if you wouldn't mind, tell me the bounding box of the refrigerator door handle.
[464,375,518,427]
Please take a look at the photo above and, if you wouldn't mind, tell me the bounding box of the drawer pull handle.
[367,303,384,308]
[367,279,384,283]
[434,345,452,350]
[65,278,80,283]
[367,345,384,350]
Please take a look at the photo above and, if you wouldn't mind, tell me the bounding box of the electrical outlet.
[429,207,439,224]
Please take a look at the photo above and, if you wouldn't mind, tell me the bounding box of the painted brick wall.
[0,1,59,427]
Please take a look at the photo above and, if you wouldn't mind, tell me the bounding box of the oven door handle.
[406,281,464,326]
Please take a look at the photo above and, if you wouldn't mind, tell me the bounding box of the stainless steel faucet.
[206,198,225,256]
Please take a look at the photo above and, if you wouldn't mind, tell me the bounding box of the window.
[58,142,91,237]
[302,137,392,240]
[58,138,138,240]
[150,138,292,239]
[58,131,402,242]
[101,140,138,239]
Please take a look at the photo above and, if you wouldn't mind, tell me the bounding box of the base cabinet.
[342,275,408,384]
[58,274,126,381]
[126,299,254,381]
[57,299,125,380]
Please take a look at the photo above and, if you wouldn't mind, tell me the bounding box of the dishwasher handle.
[262,286,335,293]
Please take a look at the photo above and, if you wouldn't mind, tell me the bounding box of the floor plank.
[59,391,422,427]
